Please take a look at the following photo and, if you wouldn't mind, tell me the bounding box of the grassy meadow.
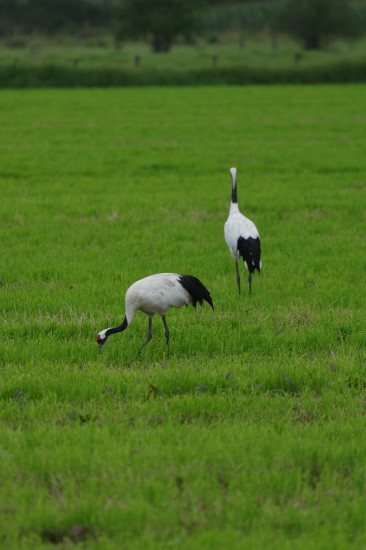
[2,35,366,72]
[1,36,366,86]
[1,85,366,547]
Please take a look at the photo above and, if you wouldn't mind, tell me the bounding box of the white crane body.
[96,273,213,353]
[125,273,192,322]
[224,167,261,294]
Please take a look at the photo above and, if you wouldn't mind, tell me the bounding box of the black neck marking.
[231,184,238,204]
[106,316,128,337]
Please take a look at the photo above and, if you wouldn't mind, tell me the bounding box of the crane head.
[96,329,108,346]
[229,167,237,180]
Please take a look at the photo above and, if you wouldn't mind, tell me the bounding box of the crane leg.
[162,315,170,347]
[248,272,252,296]
[138,317,153,354]
[235,261,241,294]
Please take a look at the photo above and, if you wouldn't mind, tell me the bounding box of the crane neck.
[229,201,240,215]
[230,168,238,204]
[106,316,128,337]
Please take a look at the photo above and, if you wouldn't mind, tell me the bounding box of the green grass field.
[1,85,366,548]
[2,35,366,70]
[1,36,366,86]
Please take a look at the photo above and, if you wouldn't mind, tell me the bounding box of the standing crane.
[96,273,213,352]
[224,167,261,295]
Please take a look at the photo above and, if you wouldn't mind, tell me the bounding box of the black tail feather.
[178,275,214,310]
[237,236,261,273]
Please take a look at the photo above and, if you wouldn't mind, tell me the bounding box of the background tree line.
[0,0,365,52]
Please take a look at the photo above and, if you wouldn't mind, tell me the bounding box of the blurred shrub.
[4,35,27,48]
[276,0,363,50]
[0,58,366,88]
[116,0,206,53]
[201,2,279,33]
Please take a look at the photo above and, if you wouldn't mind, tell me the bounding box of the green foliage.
[0,0,111,35]
[0,85,366,546]
[277,0,362,50]
[1,57,366,87]
[202,1,278,33]
[119,0,205,52]
[1,32,366,87]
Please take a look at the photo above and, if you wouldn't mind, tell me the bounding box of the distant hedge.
[0,60,366,87]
